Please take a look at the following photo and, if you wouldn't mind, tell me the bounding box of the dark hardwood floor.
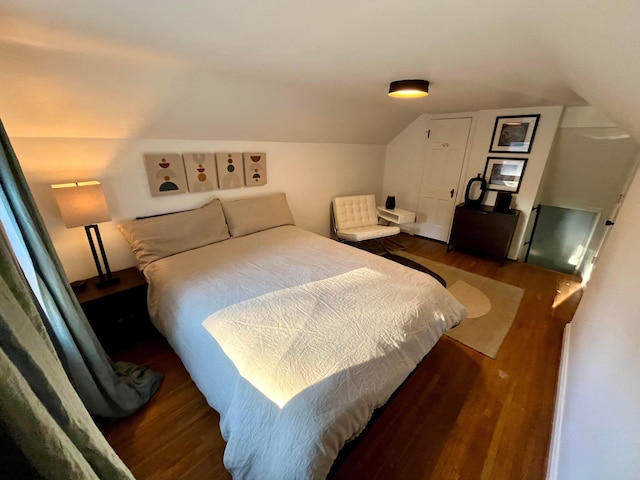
[101,233,582,479]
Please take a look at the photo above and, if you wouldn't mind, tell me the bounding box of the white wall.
[558,105,618,129]
[13,137,385,281]
[382,114,430,212]
[553,161,640,480]
[383,106,563,259]
[537,127,638,274]
[539,130,637,211]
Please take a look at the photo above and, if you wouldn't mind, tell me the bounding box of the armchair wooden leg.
[379,236,407,252]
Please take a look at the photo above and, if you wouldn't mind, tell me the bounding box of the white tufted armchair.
[331,195,400,242]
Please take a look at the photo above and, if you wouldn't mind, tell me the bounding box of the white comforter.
[144,226,466,479]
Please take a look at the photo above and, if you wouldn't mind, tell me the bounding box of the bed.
[118,193,467,479]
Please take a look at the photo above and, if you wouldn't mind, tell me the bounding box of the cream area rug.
[394,252,524,359]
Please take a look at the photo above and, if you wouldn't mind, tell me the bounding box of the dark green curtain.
[0,231,134,479]
[0,117,162,420]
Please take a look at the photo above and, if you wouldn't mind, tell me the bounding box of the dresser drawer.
[448,204,520,262]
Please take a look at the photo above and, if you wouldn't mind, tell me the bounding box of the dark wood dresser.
[448,203,521,263]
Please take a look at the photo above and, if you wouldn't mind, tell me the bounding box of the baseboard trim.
[547,322,572,480]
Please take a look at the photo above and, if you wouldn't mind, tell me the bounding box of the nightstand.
[74,267,157,353]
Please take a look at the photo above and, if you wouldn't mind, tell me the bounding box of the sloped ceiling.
[0,0,639,144]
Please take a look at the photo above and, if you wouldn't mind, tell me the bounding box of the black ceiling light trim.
[388,79,430,98]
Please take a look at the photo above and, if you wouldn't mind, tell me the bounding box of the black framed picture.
[483,157,528,193]
[489,114,540,153]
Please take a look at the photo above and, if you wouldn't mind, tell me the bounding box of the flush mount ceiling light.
[388,79,429,98]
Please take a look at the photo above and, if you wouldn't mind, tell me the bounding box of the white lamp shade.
[52,181,111,228]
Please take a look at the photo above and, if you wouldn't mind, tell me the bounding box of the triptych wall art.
[144,152,267,197]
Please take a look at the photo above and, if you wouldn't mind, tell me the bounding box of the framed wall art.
[483,157,528,193]
[243,152,267,186]
[215,152,244,189]
[183,152,218,192]
[489,114,540,153]
[143,153,187,197]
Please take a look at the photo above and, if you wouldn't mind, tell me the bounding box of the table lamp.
[52,181,120,288]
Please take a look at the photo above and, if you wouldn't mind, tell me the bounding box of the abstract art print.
[143,153,187,197]
[483,157,528,193]
[183,152,218,192]
[243,152,267,186]
[215,152,244,189]
[489,114,540,153]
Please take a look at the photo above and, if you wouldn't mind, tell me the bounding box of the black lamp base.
[84,224,120,290]
[71,280,88,292]
[96,276,121,289]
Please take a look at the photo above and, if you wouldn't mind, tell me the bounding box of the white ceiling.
[1,0,639,144]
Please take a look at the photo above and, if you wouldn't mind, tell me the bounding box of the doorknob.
[605,220,615,226]
[450,189,455,198]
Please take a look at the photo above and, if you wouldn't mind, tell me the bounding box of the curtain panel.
[0,117,162,476]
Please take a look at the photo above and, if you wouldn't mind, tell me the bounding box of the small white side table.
[377,206,416,225]
[376,207,416,250]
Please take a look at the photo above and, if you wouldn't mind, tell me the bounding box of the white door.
[415,117,472,241]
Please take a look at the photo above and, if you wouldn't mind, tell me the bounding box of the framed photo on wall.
[489,114,540,153]
[483,157,528,193]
